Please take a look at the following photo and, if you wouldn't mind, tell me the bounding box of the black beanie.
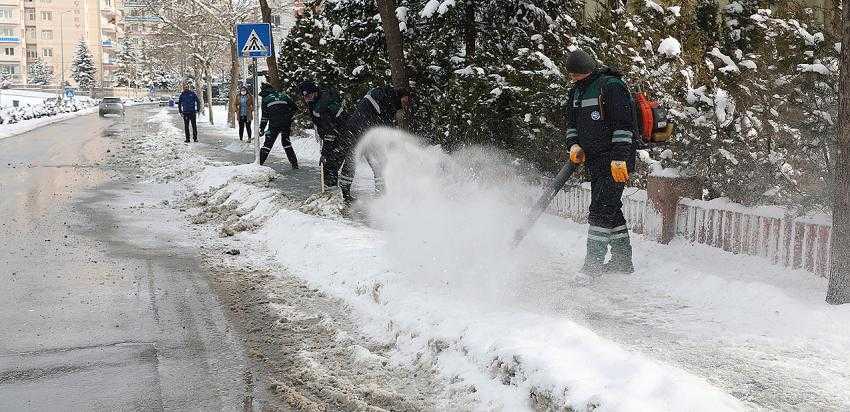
[394,86,412,99]
[565,49,597,74]
[297,80,320,96]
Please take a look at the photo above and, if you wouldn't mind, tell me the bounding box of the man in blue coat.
[178,83,200,143]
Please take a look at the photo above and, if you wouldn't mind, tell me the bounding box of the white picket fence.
[548,182,654,235]
[546,183,832,277]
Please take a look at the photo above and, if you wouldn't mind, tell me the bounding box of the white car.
[98,97,125,117]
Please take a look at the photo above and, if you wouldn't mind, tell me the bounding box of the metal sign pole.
[236,22,271,165]
[253,57,260,164]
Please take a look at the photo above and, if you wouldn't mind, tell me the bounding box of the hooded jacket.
[565,67,636,168]
[308,89,349,140]
[346,86,403,138]
[259,84,295,130]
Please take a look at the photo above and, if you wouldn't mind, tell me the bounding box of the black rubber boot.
[605,233,634,274]
[284,147,299,169]
[259,146,272,165]
[580,236,608,276]
[340,184,354,205]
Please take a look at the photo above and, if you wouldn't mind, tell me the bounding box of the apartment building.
[0,0,24,83]
[0,0,123,86]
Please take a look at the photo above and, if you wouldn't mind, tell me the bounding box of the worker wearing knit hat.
[565,49,598,75]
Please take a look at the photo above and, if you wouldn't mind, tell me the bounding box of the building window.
[26,47,37,59]
[25,26,35,39]
[41,30,52,40]
[40,0,51,3]
[43,48,52,57]
[0,64,17,75]
[3,47,14,56]
[104,0,111,5]
[26,9,35,21]
[0,8,14,19]
[40,11,52,21]
[271,15,281,26]
[0,27,13,37]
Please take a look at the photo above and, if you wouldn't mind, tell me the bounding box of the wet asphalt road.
[0,108,256,410]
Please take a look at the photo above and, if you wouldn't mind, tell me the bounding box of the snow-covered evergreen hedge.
[278,0,837,210]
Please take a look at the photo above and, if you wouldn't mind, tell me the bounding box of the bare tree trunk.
[375,0,408,88]
[194,65,206,115]
[228,40,239,128]
[463,1,476,59]
[259,0,281,90]
[375,0,410,128]
[206,65,214,125]
[828,2,850,305]
[829,0,841,35]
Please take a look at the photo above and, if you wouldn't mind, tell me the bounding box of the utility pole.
[827,1,850,305]
[59,11,67,102]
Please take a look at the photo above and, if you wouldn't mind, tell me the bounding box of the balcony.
[100,4,116,16]
[0,35,21,44]
[100,20,118,33]
[0,54,20,63]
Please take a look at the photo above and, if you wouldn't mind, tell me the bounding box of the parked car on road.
[98,97,125,117]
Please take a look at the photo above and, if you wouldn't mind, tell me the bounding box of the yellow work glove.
[611,161,629,183]
[569,144,585,164]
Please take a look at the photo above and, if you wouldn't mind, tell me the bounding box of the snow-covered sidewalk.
[136,107,850,410]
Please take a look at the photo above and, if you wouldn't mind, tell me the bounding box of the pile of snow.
[657,37,682,57]
[189,163,277,195]
[798,63,831,75]
[198,128,745,410]
[0,99,97,140]
[124,110,850,409]
[299,191,345,217]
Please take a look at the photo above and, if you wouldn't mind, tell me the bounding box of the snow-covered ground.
[0,89,101,140]
[0,89,57,107]
[0,106,99,140]
[126,107,850,410]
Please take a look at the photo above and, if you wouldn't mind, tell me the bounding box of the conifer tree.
[27,58,54,86]
[71,39,97,91]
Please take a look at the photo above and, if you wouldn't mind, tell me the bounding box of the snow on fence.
[546,183,832,277]
[675,199,832,277]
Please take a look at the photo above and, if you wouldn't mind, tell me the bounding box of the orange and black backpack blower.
[633,91,674,144]
[599,78,675,146]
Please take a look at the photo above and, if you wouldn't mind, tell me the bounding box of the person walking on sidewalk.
[297,80,348,188]
[178,83,200,143]
[232,86,254,141]
[564,49,637,275]
[338,85,412,204]
[258,83,298,168]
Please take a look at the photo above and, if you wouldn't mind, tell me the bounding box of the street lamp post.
[58,10,73,103]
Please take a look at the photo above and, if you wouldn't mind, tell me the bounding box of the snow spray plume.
[358,127,554,298]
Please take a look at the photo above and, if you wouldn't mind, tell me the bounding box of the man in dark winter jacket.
[564,49,636,275]
[297,81,349,188]
[178,83,200,143]
[258,83,298,168]
[338,85,412,204]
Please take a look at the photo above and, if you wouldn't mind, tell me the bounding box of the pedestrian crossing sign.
[236,23,273,58]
